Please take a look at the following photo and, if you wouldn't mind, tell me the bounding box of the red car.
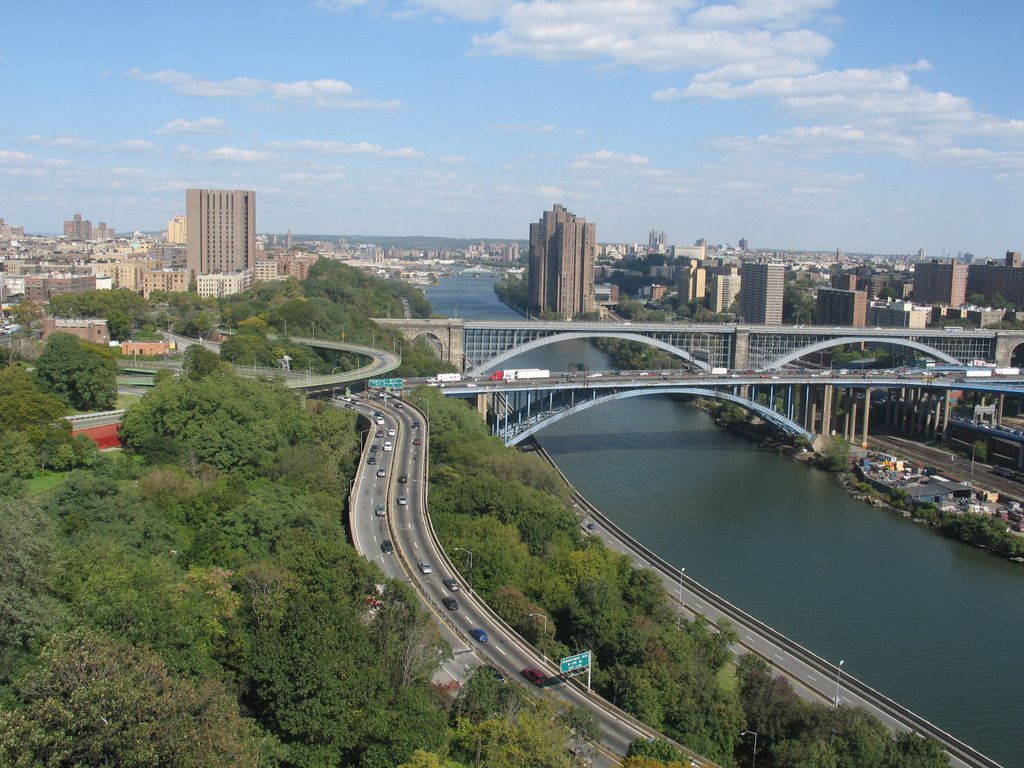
[520,667,547,686]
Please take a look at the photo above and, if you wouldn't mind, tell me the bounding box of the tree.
[34,332,118,411]
[0,628,264,768]
[971,440,988,463]
[822,436,850,472]
[183,344,226,379]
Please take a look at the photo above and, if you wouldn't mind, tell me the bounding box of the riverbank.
[691,396,1024,564]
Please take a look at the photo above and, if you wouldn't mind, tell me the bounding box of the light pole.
[834,659,845,707]
[452,547,473,593]
[740,730,757,768]
[529,612,548,662]
[677,566,686,629]
[970,444,976,482]
[339,324,345,343]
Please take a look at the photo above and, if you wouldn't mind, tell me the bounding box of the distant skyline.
[1,1,1023,257]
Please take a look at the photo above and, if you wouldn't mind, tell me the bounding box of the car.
[442,596,459,610]
[383,441,393,452]
[375,504,386,517]
[370,444,379,452]
[367,456,377,465]
[394,402,403,409]
[469,628,488,643]
[376,468,386,478]
[418,562,433,574]
[586,522,596,530]
[397,496,407,506]
[387,428,396,437]
[381,539,394,554]
[442,577,460,592]
[375,417,385,425]
[412,438,422,446]
[375,430,384,438]
[398,474,408,484]
[520,667,547,686]
[412,421,421,429]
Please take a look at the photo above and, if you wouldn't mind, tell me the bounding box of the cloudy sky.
[1,0,1022,255]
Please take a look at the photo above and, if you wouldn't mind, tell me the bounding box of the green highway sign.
[369,378,404,389]
[560,651,591,674]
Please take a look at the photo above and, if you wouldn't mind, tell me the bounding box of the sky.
[1,0,1023,256]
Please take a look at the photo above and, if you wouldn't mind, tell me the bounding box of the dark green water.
[426,274,1024,767]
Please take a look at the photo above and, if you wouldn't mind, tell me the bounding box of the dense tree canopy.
[34,332,118,411]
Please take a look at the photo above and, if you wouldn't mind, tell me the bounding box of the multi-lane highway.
[343,393,713,767]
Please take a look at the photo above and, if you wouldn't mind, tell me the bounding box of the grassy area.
[116,393,143,409]
[26,472,66,496]
[716,661,738,693]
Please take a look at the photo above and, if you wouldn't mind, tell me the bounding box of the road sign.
[560,650,591,674]
[369,378,404,389]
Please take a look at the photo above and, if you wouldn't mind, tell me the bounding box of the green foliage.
[120,371,312,476]
[417,388,745,762]
[0,498,63,681]
[47,288,151,336]
[35,332,118,411]
[971,440,988,463]
[183,344,227,379]
[0,366,83,476]
[0,628,266,768]
[493,273,528,312]
[822,436,851,472]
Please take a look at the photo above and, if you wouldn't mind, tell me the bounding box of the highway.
[343,393,714,767]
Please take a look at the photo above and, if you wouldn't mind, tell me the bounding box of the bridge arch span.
[472,332,711,374]
[498,386,813,446]
[769,336,961,370]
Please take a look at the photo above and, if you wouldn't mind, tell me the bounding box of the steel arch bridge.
[474,384,815,446]
[375,318,1022,372]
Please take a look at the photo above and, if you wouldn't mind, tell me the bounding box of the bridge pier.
[861,387,872,448]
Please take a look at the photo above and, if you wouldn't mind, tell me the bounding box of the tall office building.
[185,189,256,275]
[739,262,785,324]
[912,258,968,306]
[167,215,187,245]
[528,204,596,319]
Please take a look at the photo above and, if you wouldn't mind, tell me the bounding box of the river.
[426,273,1023,767]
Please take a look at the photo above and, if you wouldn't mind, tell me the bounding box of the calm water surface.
[427,274,1023,767]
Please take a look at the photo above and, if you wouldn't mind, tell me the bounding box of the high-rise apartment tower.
[739,262,785,324]
[185,189,256,275]
[528,204,596,319]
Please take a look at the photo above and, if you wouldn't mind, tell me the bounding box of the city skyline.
[1,1,1023,256]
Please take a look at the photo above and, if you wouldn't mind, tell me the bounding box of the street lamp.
[740,730,758,768]
[834,659,845,707]
[528,612,549,662]
[452,547,474,593]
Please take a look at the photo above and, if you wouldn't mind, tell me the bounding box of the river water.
[426,273,1024,767]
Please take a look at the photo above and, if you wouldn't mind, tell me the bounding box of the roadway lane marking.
[494,646,507,656]
[773,653,784,661]
[807,675,816,682]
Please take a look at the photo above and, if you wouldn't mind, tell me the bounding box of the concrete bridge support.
[861,387,872,448]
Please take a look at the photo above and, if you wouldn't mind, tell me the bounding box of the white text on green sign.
[560,651,591,674]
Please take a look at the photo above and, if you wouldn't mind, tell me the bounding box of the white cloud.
[178,145,274,163]
[0,150,33,163]
[570,149,650,170]
[267,139,424,158]
[533,185,565,198]
[126,69,401,109]
[439,155,467,163]
[461,0,831,75]
[24,134,157,153]
[486,123,556,134]
[156,117,228,134]
[410,0,512,22]
[689,0,836,29]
